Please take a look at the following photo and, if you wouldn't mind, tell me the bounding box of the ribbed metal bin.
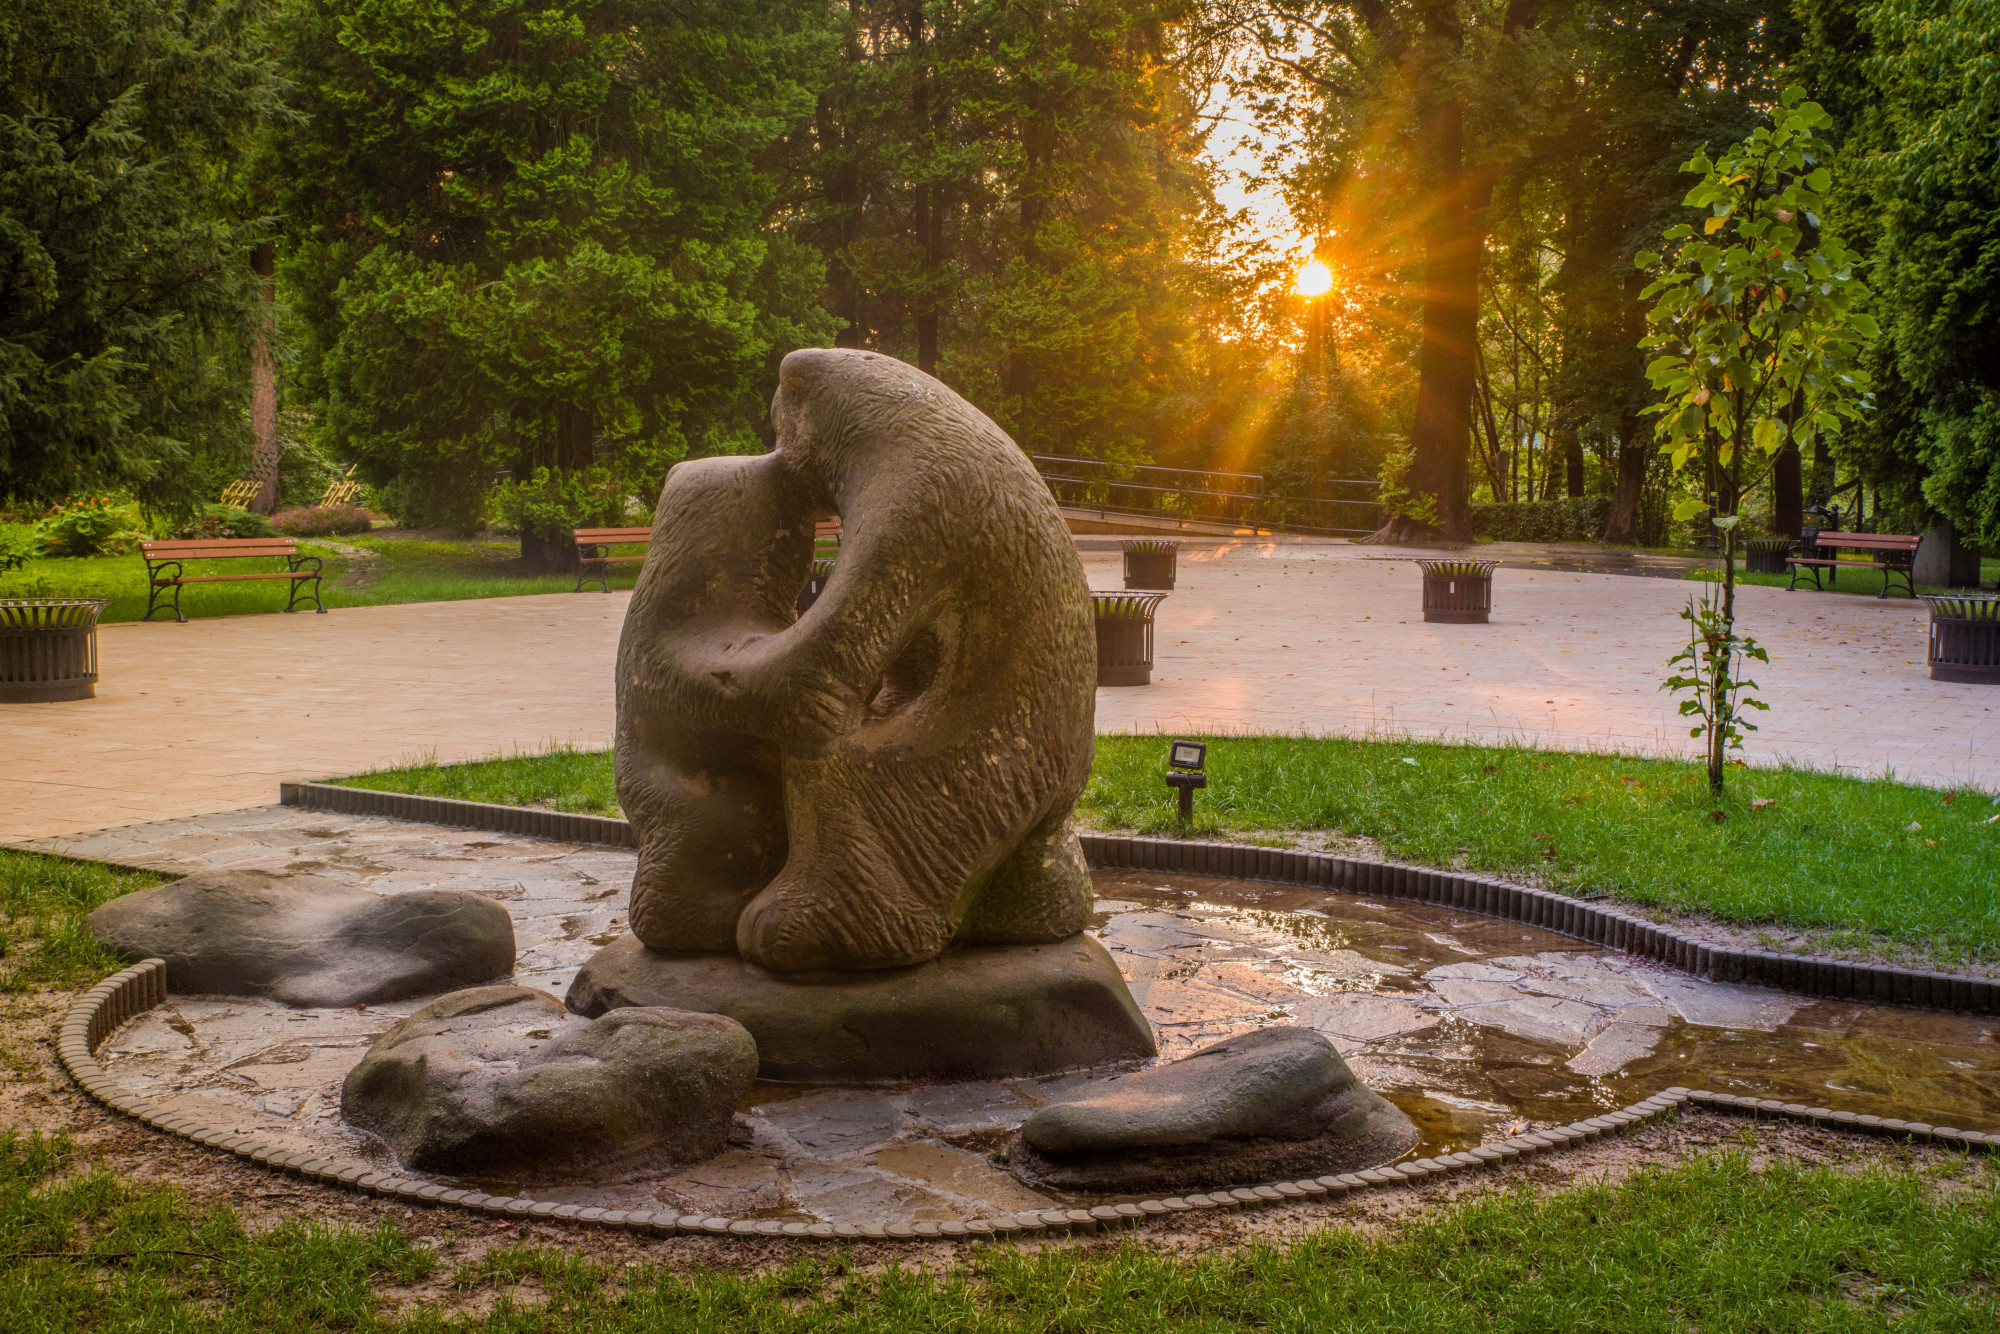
[1416,559,1496,624]
[1923,595,2000,684]
[1092,590,1167,686]
[1,598,112,702]
[1122,540,1178,591]
[796,557,836,616]
[1745,538,1795,574]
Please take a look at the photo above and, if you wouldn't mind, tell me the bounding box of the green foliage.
[1663,572,1772,796]
[1470,498,1613,543]
[174,505,273,540]
[1637,88,1876,487]
[0,521,44,564]
[1375,443,1440,530]
[1862,0,2000,547]
[32,496,149,556]
[490,466,635,538]
[0,0,281,512]
[275,0,839,554]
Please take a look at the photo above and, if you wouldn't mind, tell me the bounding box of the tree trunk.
[1604,411,1649,544]
[909,0,939,374]
[1392,98,1481,544]
[517,406,594,572]
[1773,441,1802,538]
[817,86,865,349]
[1808,432,1833,508]
[1561,420,1585,498]
[249,242,280,514]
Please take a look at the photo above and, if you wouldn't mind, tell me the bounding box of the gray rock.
[341,985,757,1179]
[566,932,1155,1082]
[1008,1026,1419,1193]
[86,869,515,1007]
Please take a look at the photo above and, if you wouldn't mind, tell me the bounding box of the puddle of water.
[95,863,1999,1226]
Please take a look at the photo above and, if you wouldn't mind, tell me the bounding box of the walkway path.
[4,540,1991,842]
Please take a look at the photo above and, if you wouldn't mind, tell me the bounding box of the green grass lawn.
[1683,554,2000,596]
[0,532,638,623]
[336,736,2000,964]
[0,852,161,994]
[3,1127,1993,1333]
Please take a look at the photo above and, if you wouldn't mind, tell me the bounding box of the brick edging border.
[59,959,1999,1242]
[280,781,1997,1015]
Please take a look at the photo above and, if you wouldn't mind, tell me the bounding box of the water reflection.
[1097,871,1998,1155]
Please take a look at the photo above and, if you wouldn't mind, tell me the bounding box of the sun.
[1293,258,1334,298]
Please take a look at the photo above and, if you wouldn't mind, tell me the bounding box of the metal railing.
[1030,456,1382,537]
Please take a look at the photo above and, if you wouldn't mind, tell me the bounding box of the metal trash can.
[1922,595,2000,684]
[1416,559,1496,624]
[1745,538,1794,575]
[796,557,836,616]
[1,598,112,702]
[1123,539,1178,591]
[1092,590,1167,686]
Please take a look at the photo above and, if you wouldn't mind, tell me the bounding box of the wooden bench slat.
[572,528,653,541]
[143,543,300,557]
[1807,531,1921,550]
[153,572,320,584]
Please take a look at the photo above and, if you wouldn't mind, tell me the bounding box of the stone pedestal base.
[565,934,1156,1083]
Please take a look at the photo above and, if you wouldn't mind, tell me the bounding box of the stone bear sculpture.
[616,347,1097,972]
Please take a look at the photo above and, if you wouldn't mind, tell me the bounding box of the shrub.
[0,523,45,564]
[33,496,149,556]
[1470,496,1613,543]
[271,504,373,537]
[173,505,272,540]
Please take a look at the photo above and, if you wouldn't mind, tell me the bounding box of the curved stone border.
[279,782,1996,1015]
[59,958,1999,1242]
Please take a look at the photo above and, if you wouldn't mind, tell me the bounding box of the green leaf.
[1672,497,1708,522]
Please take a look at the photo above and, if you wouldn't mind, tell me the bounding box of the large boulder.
[566,933,1154,1082]
[86,869,515,1007]
[1008,1026,1419,1193]
[341,985,757,1179]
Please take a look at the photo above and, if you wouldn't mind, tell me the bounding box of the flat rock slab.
[341,985,756,1178]
[87,869,515,1007]
[565,933,1155,1082]
[1008,1026,1418,1194]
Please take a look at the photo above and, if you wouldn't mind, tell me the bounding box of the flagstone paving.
[37,807,1998,1225]
[4,539,1992,843]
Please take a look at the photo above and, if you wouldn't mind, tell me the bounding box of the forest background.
[2,0,1996,569]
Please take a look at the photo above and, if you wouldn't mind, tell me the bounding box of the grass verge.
[335,735,2000,963]
[0,852,162,993]
[0,533,637,623]
[2,1129,1994,1331]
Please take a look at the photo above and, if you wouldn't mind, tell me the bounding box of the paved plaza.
[4,539,1992,842]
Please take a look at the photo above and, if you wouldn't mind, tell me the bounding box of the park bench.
[1785,531,1922,598]
[140,538,325,623]
[573,527,654,592]
[572,518,844,593]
